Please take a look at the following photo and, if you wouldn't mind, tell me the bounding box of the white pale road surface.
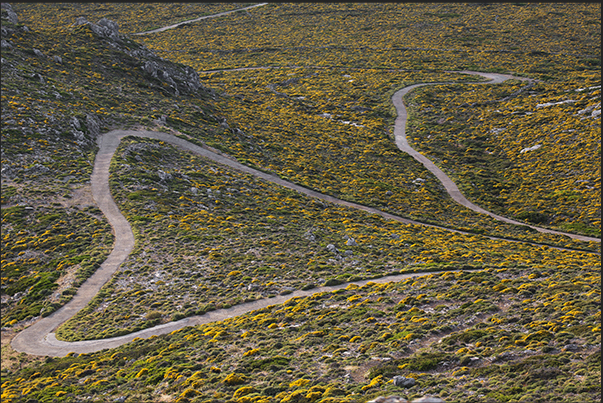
[10,63,600,359]
[133,3,269,35]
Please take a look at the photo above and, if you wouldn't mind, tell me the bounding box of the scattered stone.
[412,178,425,185]
[519,144,541,154]
[26,163,50,174]
[73,16,88,26]
[412,397,445,403]
[303,231,316,242]
[190,187,198,195]
[368,397,408,403]
[393,375,415,388]
[492,351,514,362]
[351,105,371,112]
[1,39,12,49]
[157,170,172,182]
[32,72,44,84]
[33,48,45,57]
[326,244,338,253]
[346,237,357,246]
[343,250,353,257]
[53,55,62,64]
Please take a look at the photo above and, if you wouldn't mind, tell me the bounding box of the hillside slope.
[1,3,600,403]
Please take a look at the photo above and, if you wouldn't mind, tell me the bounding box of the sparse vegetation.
[1,3,600,403]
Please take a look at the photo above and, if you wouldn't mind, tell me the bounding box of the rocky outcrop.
[72,16,122,43]
[1,3,18,24]
[71,16,205,97]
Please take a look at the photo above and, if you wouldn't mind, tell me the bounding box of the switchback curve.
[392,70,600,243]
[11,72,599,357]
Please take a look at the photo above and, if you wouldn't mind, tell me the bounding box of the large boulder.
[393,375,416,388]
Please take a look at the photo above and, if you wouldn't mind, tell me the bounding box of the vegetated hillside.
[52,137,599,343]
[10,3,251,35]
[138,2,600,239]
[9,4,601,242]
[23,2,597,238]
[2,268,601,403]
[405,76,600,237]
[1,3,601,403]
[0,6,218,327]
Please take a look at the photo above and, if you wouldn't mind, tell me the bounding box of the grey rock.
[90,18,121,41]
[53,55,62,64]
[367,397,408,403]
[343,250,353,257]
[2,4,18,24]
[1,39,12,49]
[33,48,45,58]
[411,397,445,403]
[26,163,50,174]
[493,351,514,362]
[72,129,85,143]
[71,116,81,130]
[86,114,100,138]
[97,17,120,37]
[385,190,393,196]
[393,375,415,388]
[326,244,338,253]
[157,170,172,182]
[346,237,357,246]
[73,16,88,26]
[303,231,316,242]
[32,73,44,84]
[1,165,16,179]
[155,115,167,125]
[190,187,198,195]
[143,60,159,78]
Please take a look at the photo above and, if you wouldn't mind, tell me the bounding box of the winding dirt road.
[392,71,599,243]
[10,71,599,357]
[133,3,268,35]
